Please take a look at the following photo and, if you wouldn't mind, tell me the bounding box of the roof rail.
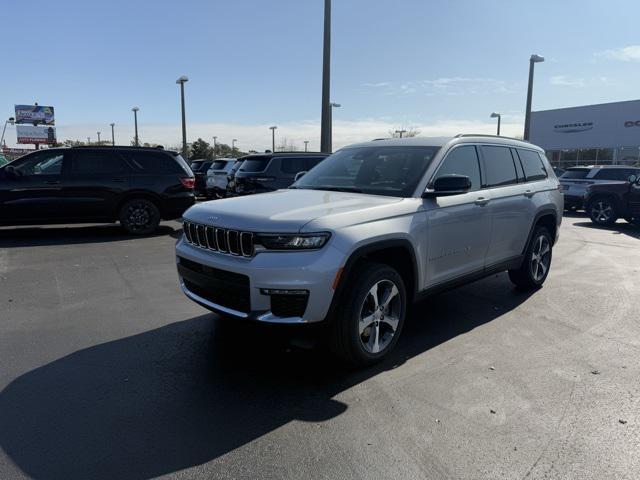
[454,133,530,143]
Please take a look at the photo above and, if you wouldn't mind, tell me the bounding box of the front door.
[424,145,492,287]
[0,150,67,223]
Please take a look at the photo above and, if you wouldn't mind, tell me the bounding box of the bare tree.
[276,137,300,152]
[388,127,420,138]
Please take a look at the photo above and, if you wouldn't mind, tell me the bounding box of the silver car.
[176,135,563,366]
[205,158,235,198]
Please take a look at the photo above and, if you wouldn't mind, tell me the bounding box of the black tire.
[508,226,553,290]
[588,196,618,226]
[119,198,161,235]
[329,262,407,367]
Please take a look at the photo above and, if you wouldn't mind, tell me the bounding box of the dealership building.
[530,99,640,169]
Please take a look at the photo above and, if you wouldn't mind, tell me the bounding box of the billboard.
[16,125,57,144]
[530,99,640,150]
[14,105,55,125]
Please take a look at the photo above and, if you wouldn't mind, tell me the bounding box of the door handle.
[524,190,535,198]
[475,196,490,206]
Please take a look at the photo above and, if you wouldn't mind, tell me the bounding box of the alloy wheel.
[358,279,402,354]
[127,202,153,231]
[592,200,613,223]
[530,234,551,282]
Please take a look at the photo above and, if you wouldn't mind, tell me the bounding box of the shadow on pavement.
[573,220,640,239]
[0,274,534,480]
[0,223,178,248]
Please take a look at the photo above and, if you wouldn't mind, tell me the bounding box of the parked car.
[189,159,214,197]
[0,154,9,167]
[585,173,640,226]
[205,158,235,198]
[559,165,640,210]
[552,166,565,177]
[176,135,562,366]
[0,146,195,234]
[224,158,245,197]
[229,152,329,196]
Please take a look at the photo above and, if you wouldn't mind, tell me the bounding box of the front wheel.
[508,226,553,290]
[119,198,161,235]
[329,262,407,367]
[588,197,618,226]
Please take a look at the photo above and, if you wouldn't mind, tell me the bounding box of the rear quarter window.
[280,157,308,174]
[240,158,270,173]
[516,149,548,182]
[561,168,590,180]
[125,151,185,174]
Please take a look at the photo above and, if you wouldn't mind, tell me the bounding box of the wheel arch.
[522,209,558,255]
[116,191,164,217]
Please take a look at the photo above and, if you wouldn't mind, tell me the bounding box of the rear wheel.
[588,197,618,226]
[508,226,553,290]
[119,198,161,235]
[329,262,407,367]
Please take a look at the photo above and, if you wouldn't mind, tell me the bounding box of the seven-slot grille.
[183,220,254,257]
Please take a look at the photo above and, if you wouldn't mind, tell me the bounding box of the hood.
[183,189,407,232]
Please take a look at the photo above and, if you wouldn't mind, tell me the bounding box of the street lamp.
[269,126,278,152]
[110,123,115,146]
[0,117,15,147]
[176,75,189,159]
[523,54,544,141]
[320,0,332,152]
[395,129,407,138]
[304,140,309,152]
[97,131,101,143]
[212,136,217,157]
[328,102,340,153]
[87,137,91,145]
[232,139,237,157]
[132,107,140,146]
[490,112,501,136]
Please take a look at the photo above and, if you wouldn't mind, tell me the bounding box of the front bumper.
[175,236,344,324]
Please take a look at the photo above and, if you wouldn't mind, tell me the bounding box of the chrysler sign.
[624,120,640,127]
[553,122,594,133]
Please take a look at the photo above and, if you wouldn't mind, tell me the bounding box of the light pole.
[87,137,91,145]
[176,75,189,159]
[395,129,407,138]
[304,140,309,152]
[97,131,101,143]
[328,102,340,153]
[132,107,140,146]
[269,126,278,152]
[320,0,332,152]
[232,139,237,157]
[523,54,544,141]
[212,136,217,157]
[490,112,501,136]
[110,123,115,145]
[0,117,15,147]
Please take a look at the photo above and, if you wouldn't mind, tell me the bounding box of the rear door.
[62,149,130,219]
[0,150,66,222]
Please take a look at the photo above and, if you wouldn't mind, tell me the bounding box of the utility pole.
[304,140,309,152]
[269,126,277,152]
[395,129,407,138]
[524,54,544,141]
[320,0,331,153]
[132,107,140,146]
[176,75,189,159]
[110,123,115,145]
[97,131,101,143]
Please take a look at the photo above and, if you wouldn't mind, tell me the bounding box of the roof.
[239,151,328,159]
[345,135,538,150]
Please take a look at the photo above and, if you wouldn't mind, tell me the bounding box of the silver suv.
[176,135,563,366]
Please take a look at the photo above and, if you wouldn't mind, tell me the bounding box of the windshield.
[292,146,440,197]
[211,160,231,170]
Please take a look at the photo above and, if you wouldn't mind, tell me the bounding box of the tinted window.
[240,158,270,173]
[517,149,548,181]
[481,146,517,187]
[294,146,440,197]
[280,157,307,174]
[561,168,589,179]
[190,161,206,172]
[305,157,325,170]
[70,151,126,174]
[593,168,638,181]
[125,151,183,174]
[14,151,64,176]
[433,145,481,191]
[211,160,231,170]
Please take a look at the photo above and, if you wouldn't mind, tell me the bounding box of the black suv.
[0,146,195,234]
[189,159,214,197]
[229,152,328,196]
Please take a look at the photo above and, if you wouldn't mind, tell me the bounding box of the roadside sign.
[16,125,56,144]
[14,105,55,125]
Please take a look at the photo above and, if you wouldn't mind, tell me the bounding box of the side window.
[517,149,548,182]
[281,157,307,174]
[481,146,517,187]
[125,152,181,174]
[70,151,126,174]
[594,168,635,181]
[305,157,324,170]
[433,145,481,191]
[13,151,64,176]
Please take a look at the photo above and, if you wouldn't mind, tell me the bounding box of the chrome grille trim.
[240,232,254,257]
[183,221,255,258]
[215,228,228,252]
[227,230,240,255]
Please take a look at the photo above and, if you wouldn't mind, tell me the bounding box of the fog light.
[260,288,309,296]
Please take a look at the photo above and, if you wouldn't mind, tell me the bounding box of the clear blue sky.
[3,0,640,149]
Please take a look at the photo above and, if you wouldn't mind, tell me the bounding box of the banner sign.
[14,105,55,125]
[16,125,56,144]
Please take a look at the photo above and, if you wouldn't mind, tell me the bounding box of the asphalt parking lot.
[1,215,639,480]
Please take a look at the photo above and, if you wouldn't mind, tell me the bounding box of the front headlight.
[255,232,331,250]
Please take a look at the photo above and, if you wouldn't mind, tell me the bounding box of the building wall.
[530,99,640,168]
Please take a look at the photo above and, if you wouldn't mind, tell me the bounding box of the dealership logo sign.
[624,120,640,127]
[553,122,593,133]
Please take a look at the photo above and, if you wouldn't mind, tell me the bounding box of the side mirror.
[294,171,307,182]
[628,174,638,184]
[422,174,471,198]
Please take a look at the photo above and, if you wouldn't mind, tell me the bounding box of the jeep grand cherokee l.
[585,173,640,226]
[559,165,640,210]
[0,146,195,234]
[176,136,562,366]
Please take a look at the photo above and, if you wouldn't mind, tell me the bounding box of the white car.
[205,158,235,198]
